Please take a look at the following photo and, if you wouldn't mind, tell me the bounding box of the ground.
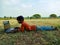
[0,19,60,45]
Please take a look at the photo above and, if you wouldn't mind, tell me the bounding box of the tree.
[49,14,57,18]
[32,14,41,19]
[30,17,33,19]
[4,16,6,18]
[25,16,30,19]
[58,16,60,18]
[10,16,12,19]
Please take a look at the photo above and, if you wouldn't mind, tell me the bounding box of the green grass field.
[0,19,60,45]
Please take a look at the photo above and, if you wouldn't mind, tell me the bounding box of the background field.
[0,19,60,45]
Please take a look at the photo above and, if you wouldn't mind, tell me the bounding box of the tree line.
[0,14,60,19]
[25,14,60,19]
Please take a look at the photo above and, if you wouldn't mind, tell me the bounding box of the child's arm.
[14,27,20,32]
[20,25,24,32]
[16,24,25,32]
[15,25,25,32]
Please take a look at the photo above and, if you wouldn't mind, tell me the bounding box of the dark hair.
[17,16,24,21]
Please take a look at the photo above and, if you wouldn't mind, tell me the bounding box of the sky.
[0,0,60,17]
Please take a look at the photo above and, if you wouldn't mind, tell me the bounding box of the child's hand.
[14,27,20,32]
[14,27,19,29]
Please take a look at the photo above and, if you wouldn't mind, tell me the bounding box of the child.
[16,16,58,32]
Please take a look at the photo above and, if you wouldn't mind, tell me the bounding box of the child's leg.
[36,26,55,31]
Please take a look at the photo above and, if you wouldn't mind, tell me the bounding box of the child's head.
[17,16,24,23]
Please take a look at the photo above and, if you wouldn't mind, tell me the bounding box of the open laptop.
[3,21,15,33]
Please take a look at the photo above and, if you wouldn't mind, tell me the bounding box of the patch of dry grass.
[0,19,60,45]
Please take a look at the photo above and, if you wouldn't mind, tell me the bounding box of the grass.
[0,19,60,45]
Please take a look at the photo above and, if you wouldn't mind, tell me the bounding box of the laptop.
[3,21,15,33]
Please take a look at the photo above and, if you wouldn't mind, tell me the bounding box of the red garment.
[18,21,36,32]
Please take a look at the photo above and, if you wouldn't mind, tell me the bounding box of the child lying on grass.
[5,16,58,33]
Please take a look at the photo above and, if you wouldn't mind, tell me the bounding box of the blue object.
[36,26,55,31]
[5,28,15,33]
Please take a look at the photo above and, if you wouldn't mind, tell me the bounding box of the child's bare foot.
[54,27,58,30]
[51,26,58,30]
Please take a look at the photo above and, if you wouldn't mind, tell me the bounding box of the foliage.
[32,14,41,19]
[58,16,60,18]
[49,14,57,18]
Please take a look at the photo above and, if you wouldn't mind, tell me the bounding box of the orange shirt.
[18,21,36,32]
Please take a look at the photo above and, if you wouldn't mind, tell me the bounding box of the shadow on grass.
[0,29,5,34]
[0,29,16,34]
